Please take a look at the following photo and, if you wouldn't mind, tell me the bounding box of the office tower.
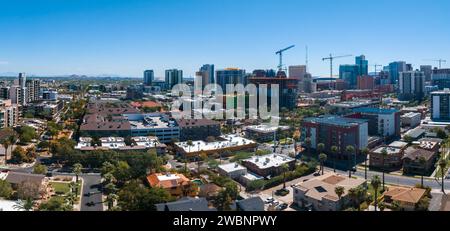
[355,55,369,76]
[143,70,154,86]
[165,69,183,89]
[17,73,27,105]
[216,68,246,91]
[420,65,433,81]
[248,71,299,110]
[431,90,450,121]
[431,69,450,90]
[339,65,359,88]
[388,61,407,84]
[200,64,215,84]
[398,71,425,101]
[406,64,413,71]
[26,79,41,103]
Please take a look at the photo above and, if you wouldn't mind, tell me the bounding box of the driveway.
[80,174,103,211]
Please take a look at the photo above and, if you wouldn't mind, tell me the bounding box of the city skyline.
[1,0,449,77]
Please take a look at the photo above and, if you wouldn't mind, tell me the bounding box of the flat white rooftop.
[176,135,255,153]
[245,124,289,133]
[0,200,23,211]
[157,174,181,181]
[243,154,294,170]
[218,163,246,173]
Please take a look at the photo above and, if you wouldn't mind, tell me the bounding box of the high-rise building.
[420,65,433,81]
[398,71,425,101]
[216,68,246,91]
[388,61,407,84]
[357,76,375,90]
[355,55,369,76]
[406,64,413,71]
[339,65,359,88]
[248,71,299,110]
[431,90,450,122]
[8,86,22,105]
[143,70,154,86]
[200,64,215,84]
[431,69,450,90]
[25,79,41,103]
[165,69,183,89]
[0,100,19,128]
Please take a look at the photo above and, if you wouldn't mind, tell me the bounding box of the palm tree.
[186,140,193,173]
[418,156,427,188]
[13,198,35,211]
[317,143,325,155]
[347,188,358,210]
[334,186,345,210]
[331,146,338,172]
[361,148,369,180]
[1,139,11,164]
[106,193,118,210]
[439,158,447,193]
[319,153,327,175]
[345,145,355,178]
[381,149,388,190]
[66,191,77,207]
[305,137,311,156]
[73,163,83,183]
[281,163,289,189]
[371,175,381,211]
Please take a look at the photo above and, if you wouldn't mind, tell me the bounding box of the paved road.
[80,174,103,211]
[326,167,450,190]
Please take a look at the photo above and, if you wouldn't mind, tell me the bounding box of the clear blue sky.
[0,0,449,78]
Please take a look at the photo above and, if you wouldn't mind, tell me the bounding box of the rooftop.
[383,186,426,204]
[353,107,398,115]
[303,115,367,127]
[403,147,436,161]
[218,163,246,173]
[372,146,403,155]
[175,135,255,153]
[176,118,220,128]
[146,173,190,189]
[245,124,290,133]
[242,154,294,170]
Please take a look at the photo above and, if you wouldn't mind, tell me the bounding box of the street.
[80,174,104,211]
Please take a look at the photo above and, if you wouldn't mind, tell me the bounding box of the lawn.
[50,181,81,196]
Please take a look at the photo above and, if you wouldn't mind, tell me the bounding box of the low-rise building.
[175,135,256,159]
[241,154,295,177]
[401,112,421,128]
[382,186,427,211]
[369,146,404,169]
[292,173,366,211]
[146,173,196,197]
[402,147,438,175]
[217,163,247,180]
[244,124,290,142]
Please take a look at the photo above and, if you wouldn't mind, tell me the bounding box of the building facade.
[165,69,183,89]
[431,90,450,122]
[398,71,425,101]
[143,70,154,86]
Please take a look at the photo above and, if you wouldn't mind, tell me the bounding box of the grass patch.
[49,181,81,196]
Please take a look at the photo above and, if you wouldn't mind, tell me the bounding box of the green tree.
[281,163,289,189]
[33,164,48,175]
[347,188,359,210]
[317,143,325,155]
[0,180,13,199]
[439,158,447,193]
[361,148,369,180]
[38,197,72,211]
[345,145,355,178]
[117,180,173,211]
[334,186,345,210]
[13,198,35,211]
[72,163,83,182]
[319,153,327,175]
[214,182,238,211]
[17,126,37,143]
[371,175,381,211]
[331,146,338,173]
[418,156,427,188]
[381,149,388,190]
[106,193,118,211]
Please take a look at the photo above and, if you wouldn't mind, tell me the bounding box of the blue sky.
[0,0,449,78]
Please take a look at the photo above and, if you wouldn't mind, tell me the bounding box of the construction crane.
[322,54,352,89]
[424,59,447,69]
[373,64,383,75]
[276,45,295,71]
[322,54,352,78]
